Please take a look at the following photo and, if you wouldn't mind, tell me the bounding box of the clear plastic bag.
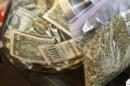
[70,0,130,41]
[71,0,130,85]
[83,16,130,86]
[2,0,83,72]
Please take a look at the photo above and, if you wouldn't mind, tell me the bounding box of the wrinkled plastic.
[3,0,83,72]
[83,16,130,86]
[79,0,130,86]
[3,0,55,71]
[70,0,130,42]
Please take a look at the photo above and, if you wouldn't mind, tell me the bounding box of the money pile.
[39,40,82,71]
[4,0,83,71]
[43,0,71,36]
[10,30,56,65]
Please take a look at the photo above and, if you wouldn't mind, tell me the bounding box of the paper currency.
[10,30,56,65]
[46,0,55,10]
[39,45,63,65]
[0,41,3,48]
[24,4,36,10]
[16,8,37,31]
[6,8,51,38]
[68,40,82,57]
[69,0,91,12]
[43,0,71,36]
[25,0,47,16]
[28,17,50,36]
[58,30,72,41]
[59,0,92,20]
[4,0,84,71]
[48,24,72,42]
[37,0,47,15]
[5,8,38,38]
[39,40,82,65]
[5,39,10,49]
[55,57,83,71]
[13,0,35,7]
[48,24,62,42]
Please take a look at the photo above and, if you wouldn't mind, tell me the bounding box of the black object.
[0,48,33,86]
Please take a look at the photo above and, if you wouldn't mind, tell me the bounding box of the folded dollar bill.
[5,7,52,38]
[43,0,71,36]
[5,7,37,38]
[39,39,82,65]
[55,57,83,71]
[10,30,56,65]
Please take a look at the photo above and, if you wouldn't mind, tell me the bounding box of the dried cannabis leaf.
[83,16,130,86]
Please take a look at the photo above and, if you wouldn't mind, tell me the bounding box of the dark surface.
[25,67,85,86]
[107,69,130,86]
[0,48,85,86]
[0,48,33,86]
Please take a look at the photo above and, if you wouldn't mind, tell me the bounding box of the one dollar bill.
[39,39,82,65]
[10,30,56,64]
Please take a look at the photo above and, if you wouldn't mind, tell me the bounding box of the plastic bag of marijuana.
[88,0,130,32]
[70,0,130,42]
[83,16,130,86]
[72,0,130,85]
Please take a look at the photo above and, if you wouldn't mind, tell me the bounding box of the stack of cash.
[39,39,82,71]
[4,0,84,71]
